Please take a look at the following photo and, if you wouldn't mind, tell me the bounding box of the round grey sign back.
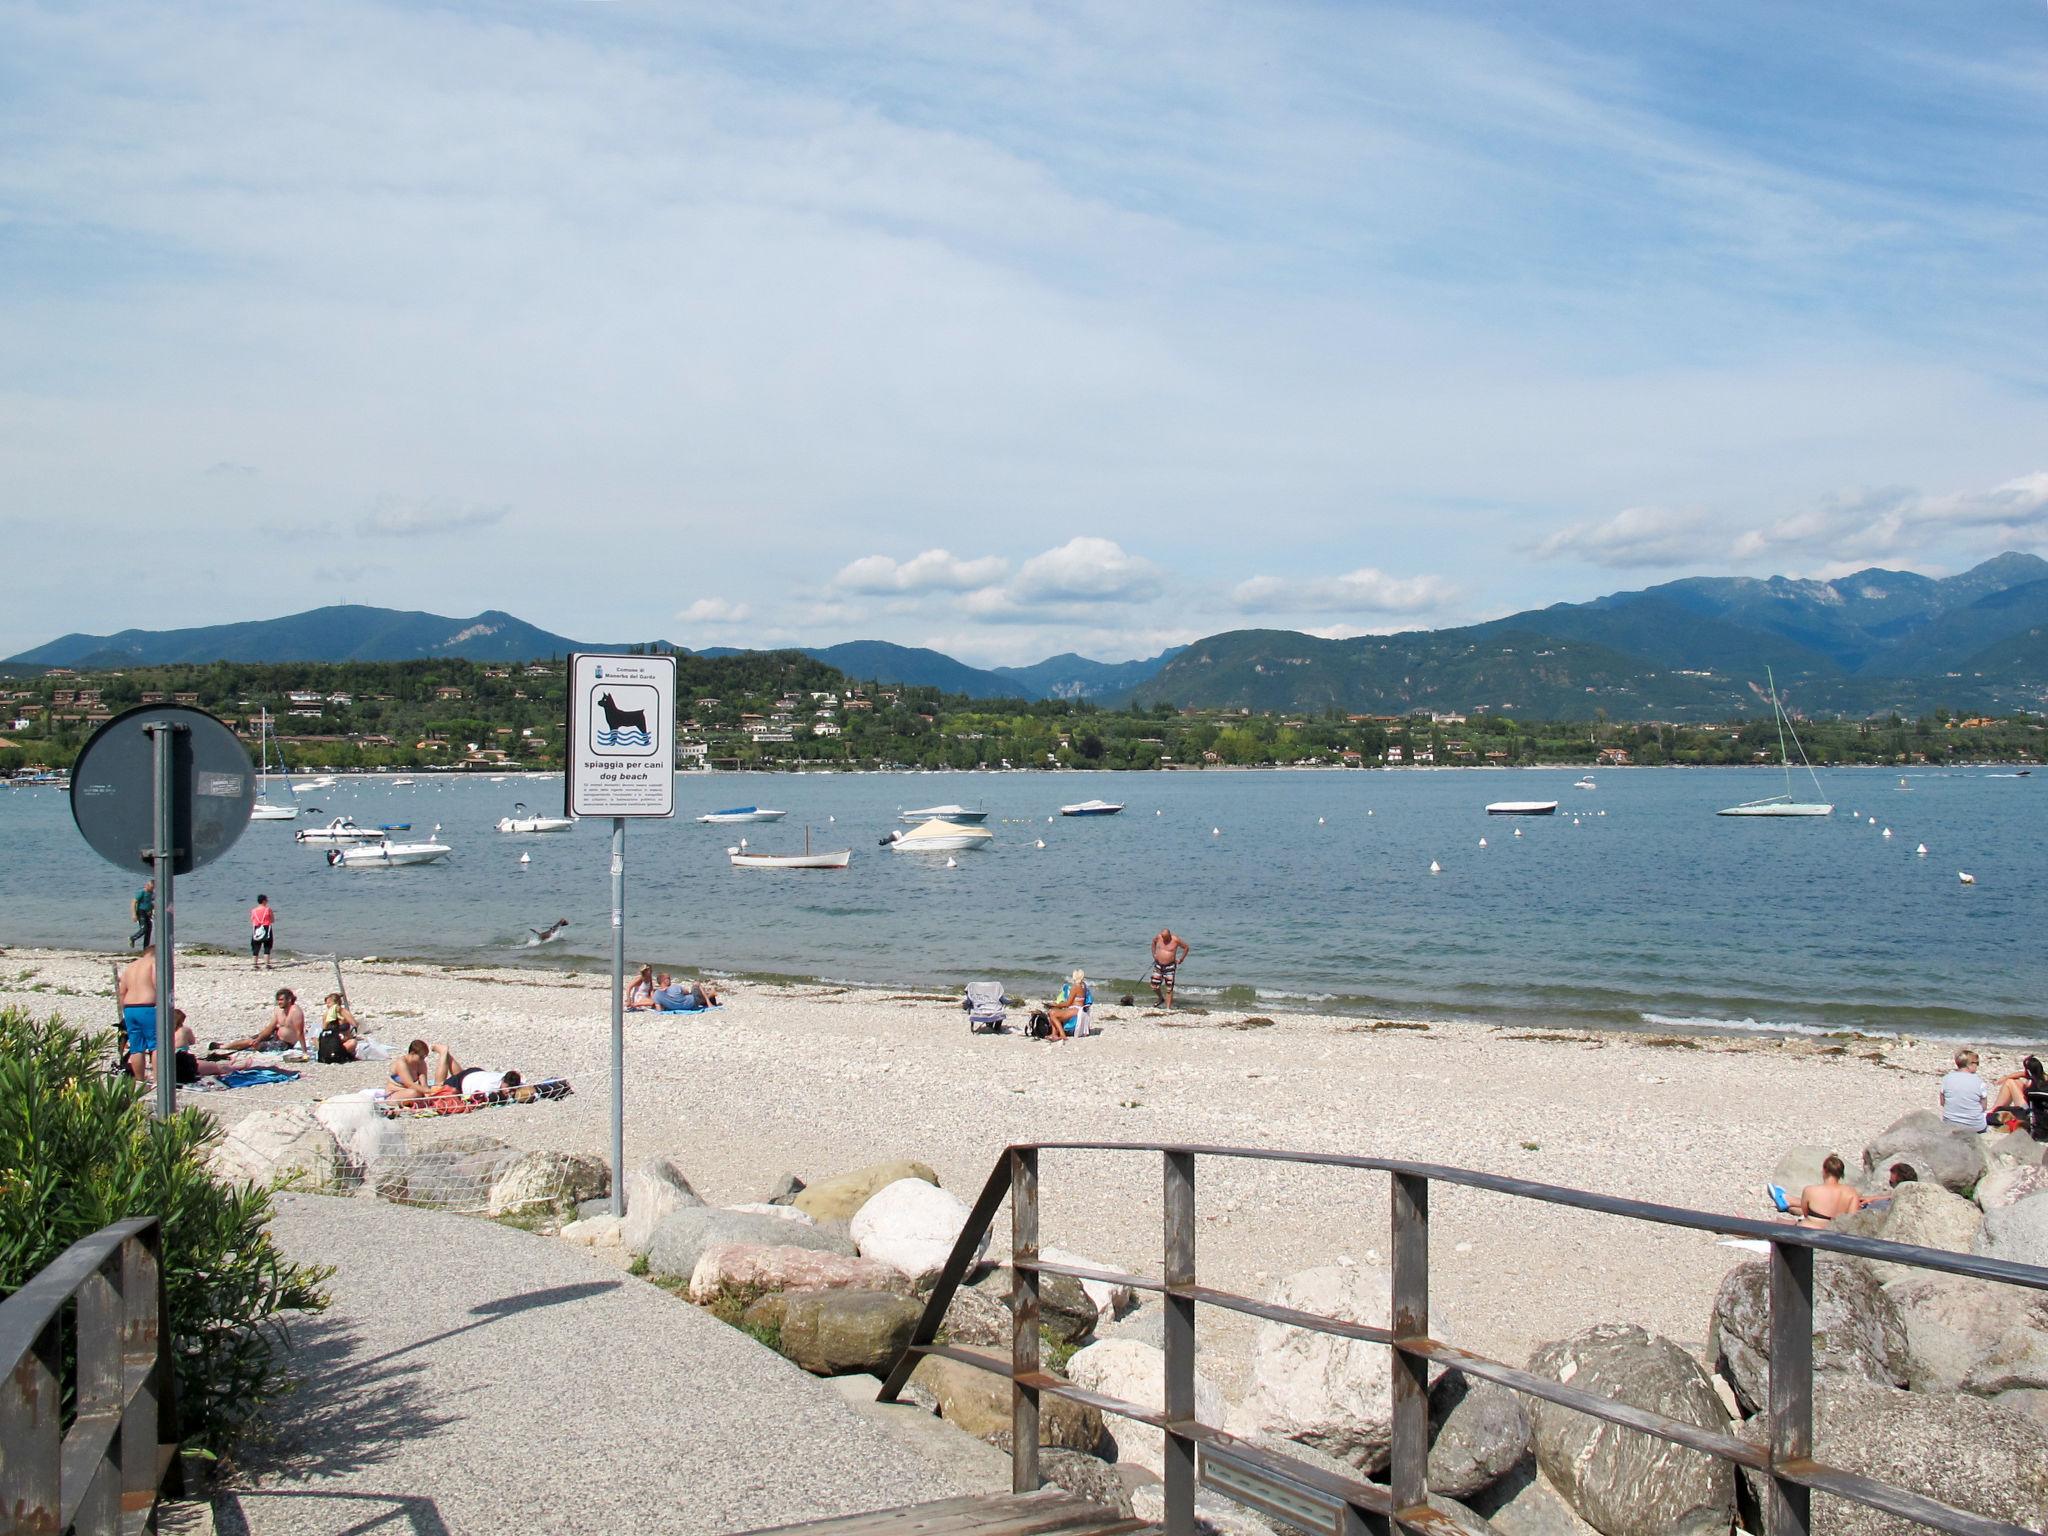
[70,705,256,875]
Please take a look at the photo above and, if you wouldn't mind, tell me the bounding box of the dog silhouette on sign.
[596,693,649,735]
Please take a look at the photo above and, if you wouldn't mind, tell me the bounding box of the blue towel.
[221,1067,302,1088]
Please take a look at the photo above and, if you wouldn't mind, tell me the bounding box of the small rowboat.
[697,805,789,824]
[1485,801,1558,816]
[729,826,849,869]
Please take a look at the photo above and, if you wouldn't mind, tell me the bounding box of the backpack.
[1028,1010,1053,1040]
[317,1025,349,1064]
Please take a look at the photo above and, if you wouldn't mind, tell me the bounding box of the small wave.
[1640,1011,2043,1047]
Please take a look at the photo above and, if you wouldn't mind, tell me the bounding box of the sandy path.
[0,945,1947,1390]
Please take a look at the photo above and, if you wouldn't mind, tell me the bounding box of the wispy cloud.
[833,549,1009,594]
[1533,506,1724,569]
[677,597,751,626]
[358,496,508,538]
[1231,567,1455,616]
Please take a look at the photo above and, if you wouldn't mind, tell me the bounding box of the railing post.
[1390,1172,1430,1528]
[123,1226,168,1517]
[1,1315,62,1536]
[74,1250,125,1535]
[1164,1150,1197,1536]
[1766,1239,1813,1536]
[1010,1147,1040,1494]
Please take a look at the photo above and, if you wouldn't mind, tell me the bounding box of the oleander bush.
[0,1007,329,1453]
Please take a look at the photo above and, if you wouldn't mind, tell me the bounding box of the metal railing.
[877,1142,2048,1536]
[0,1217,180,1535]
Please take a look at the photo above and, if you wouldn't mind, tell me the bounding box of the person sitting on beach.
[1044,969,1093,1042]
[625,965,657,1011]
[317,993,363,1063]
[1791,1154,1865,1227]
[1149,928,1191,1010]
[1939,1049,1990,1133]
[1990,1056,2044,1117]
[653,977,719,1011]
[216,989,307,1053]
[387,1039,458,1102]
[1865,1162,1916,1209]
[448,1066,523,1101]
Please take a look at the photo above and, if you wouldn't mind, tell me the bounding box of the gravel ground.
[3,946,1958,1387]
[214,1192,982,1535]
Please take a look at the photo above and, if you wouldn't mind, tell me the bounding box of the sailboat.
[250,709,300,821]
[1718,669,1833,817]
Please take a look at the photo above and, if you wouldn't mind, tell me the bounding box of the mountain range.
[11,552,2048,718]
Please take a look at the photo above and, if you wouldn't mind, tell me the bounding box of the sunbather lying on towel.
[654,978,720,1011]
[387,1039,460,1102]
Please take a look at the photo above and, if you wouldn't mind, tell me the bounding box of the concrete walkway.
[219,1194,986,1536]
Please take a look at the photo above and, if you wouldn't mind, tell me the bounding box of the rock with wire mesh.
[210,1106,345,1191]
[368,1131,608,1218]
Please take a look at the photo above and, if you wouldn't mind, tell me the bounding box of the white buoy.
[1036,838,1046,849]
[1882,827,1892,839]
[1368,809,1374,816]
[1868,816,1877,826]
[1513,827,1522,838]
[1317,817,1325,825]
[828,815,835,822]
[945,857,957,868]
[1958,871,1975,884]
[1212,827,1221,836]
[1479,837,1487,848]
[1916,843,1928,856]
[1048,816,1054,823]
[1573,818,1581,826]
[1155,809,1162,816]
[1429,860,1442,874]
[518,852,530,864]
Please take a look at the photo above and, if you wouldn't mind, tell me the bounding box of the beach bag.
[317,1025,349,1064]
[1028,1010,1053,1039]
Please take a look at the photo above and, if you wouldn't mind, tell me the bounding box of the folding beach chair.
[964,982,1008,1034]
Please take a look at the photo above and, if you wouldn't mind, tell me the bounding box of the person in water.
[1148,928,1191,1010]
[1791,1154,1865,1227]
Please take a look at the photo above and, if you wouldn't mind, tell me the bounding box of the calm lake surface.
[3,768,2042,1042]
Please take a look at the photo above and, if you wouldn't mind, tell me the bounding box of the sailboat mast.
[1767,667,1792,800]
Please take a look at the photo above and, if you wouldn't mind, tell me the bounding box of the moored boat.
[251,709,300,821]
[1718,667,1833,818]
[730,828,850,869]
[296,816,405,846]
[881,819,994,852]
[900,804,989,824]
[326,834,451,867]
[1059,799,1124,816]
[1485,801,1558,816]
[496,802,576,834]
[696,806,789,824]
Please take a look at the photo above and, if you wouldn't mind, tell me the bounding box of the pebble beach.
[0,943,1956,1390]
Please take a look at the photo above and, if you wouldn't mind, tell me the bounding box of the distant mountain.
[10,606,589,668]
[990,647,1183,700]
[1132,554,2048,719]
[797,641,1024,700]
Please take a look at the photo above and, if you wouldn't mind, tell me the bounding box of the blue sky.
[2,1,2045,663]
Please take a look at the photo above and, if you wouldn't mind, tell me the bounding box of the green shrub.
[0,1008,329,1454]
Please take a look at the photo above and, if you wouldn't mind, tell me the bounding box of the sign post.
[565,653,677,1216]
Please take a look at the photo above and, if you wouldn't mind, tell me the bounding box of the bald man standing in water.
[1149,928,1191,1010]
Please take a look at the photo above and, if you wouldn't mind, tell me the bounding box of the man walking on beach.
[130,879,154,950]
[250,894,276,971]
[1149,927,1191,1010]
[116,946,159,1080]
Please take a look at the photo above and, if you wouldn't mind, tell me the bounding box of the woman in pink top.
[250,894,276,971]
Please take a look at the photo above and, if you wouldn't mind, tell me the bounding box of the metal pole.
[1389,1172,1431,1528]
[1163,1150,1198,1536]
[1010,1147,1041,1494]
[149,724,176,1120]
[609,816,626,1217]
[1766,1239,1814,1536]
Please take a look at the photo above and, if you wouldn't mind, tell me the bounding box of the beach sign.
[565,652,676,818]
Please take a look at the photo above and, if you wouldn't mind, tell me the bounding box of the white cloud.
[1231,566,1455,615]
[1012,537,1161,603]
[358,495,508,538]
[677,597,751,625]
[1533,506,1724,568]
[832,549,1009,594]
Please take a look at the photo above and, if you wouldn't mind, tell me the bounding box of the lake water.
[2,768,2042,1042]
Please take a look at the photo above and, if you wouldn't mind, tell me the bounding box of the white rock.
[1067,1338,1225,1477]
[850,1177,990,1284]
[621,1157,703,1257]
[210,1107,343,1191]
[562,1214,625,1248]
[1043,1244,1137,1320]
[313,1095,406,1168]
[724,1202,817,1224]
[1977,1164,2048,1213]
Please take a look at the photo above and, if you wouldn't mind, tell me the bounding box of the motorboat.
[881,819,995,852]
[497,802,576,834]
[696,806,789,824]
[251,709,299,821]
[1719,667,1833,818]
[327,834,452,868]
[391,777,416,787]
[1059,799,1124,816]
[900,804,990,824]
[1485,801,1558,816]
[289,774,337,794]
[1573,777,1597,791]
[296,816,406,846]
[730,827,851,869]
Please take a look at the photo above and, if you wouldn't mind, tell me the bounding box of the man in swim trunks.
[1149,928,1190,1009]
[249,894,277,970]
[218,989,306,1052]
[116,947,160,1080]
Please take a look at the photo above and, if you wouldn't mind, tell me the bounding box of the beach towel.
[376,1078,574,1118]
[220,1066,302,1089]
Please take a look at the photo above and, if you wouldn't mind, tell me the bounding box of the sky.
[3,1,2046,665]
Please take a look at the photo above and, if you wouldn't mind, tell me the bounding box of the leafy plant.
[0,1008,329,1454]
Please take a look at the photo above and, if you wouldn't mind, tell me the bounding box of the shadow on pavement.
[214,1489,453,1536]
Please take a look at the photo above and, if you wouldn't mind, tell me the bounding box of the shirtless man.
[218,989,307,1052]
[1149,928,1191,1009]
[116,946,161,1080]
[387,1039,463,1103]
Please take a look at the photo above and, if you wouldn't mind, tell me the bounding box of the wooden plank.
[732,1490,1141,1536]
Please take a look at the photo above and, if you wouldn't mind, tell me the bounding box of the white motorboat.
[1485,801,1558,816]
[497,802,576,834]
[250,709,300,821]
[881,819,994,852]
[327,835,452,867]
[1059,799,1124,816]
[296,816,405,846]
[900,804,990,824]
[391,777,416,787]
[1574,777,1597,791]
[730,827,851,869]
[1719,667,1833,818]
[696,805,789,824]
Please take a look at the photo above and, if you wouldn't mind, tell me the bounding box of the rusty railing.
[877,1142,2048,1536]
[0,1217,179,1534]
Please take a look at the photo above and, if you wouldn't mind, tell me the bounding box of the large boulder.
[620,1156,703,1257]
[1973,1191,2048,1269]
[1865,1182,1983,1283]
[646,1206,854,1283]
[369,1132,515,1208]
[1471,1465,1598,1536]
[1706,1257,1907,1415]
[1884,1271,2044,1393]
[1038,1450,1132,1517]
[1527,1323,1735,1536]
[794,1159,939,1222]
[686,1243,908,1302]
[1041,1243,1137,1321]
[850,1178,989,1285]
[1065,1338,1225,1477]
[1735,1381,2048,1535]
[1769,1145,1832,1199]
[313,1096,406,1169]
[908,1353,1103,1452]
[1430,1372,1534,1499]
[1860,1111,1988,1195]
[777,1290,923,1376]
[1996,1388,2048,1431]
[211,1107,344,1191]
[1237,1264,1414,1473]
[487,1150,609,1217]
[961,1266,1098,1347]
[1977,1163,2048,1212]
